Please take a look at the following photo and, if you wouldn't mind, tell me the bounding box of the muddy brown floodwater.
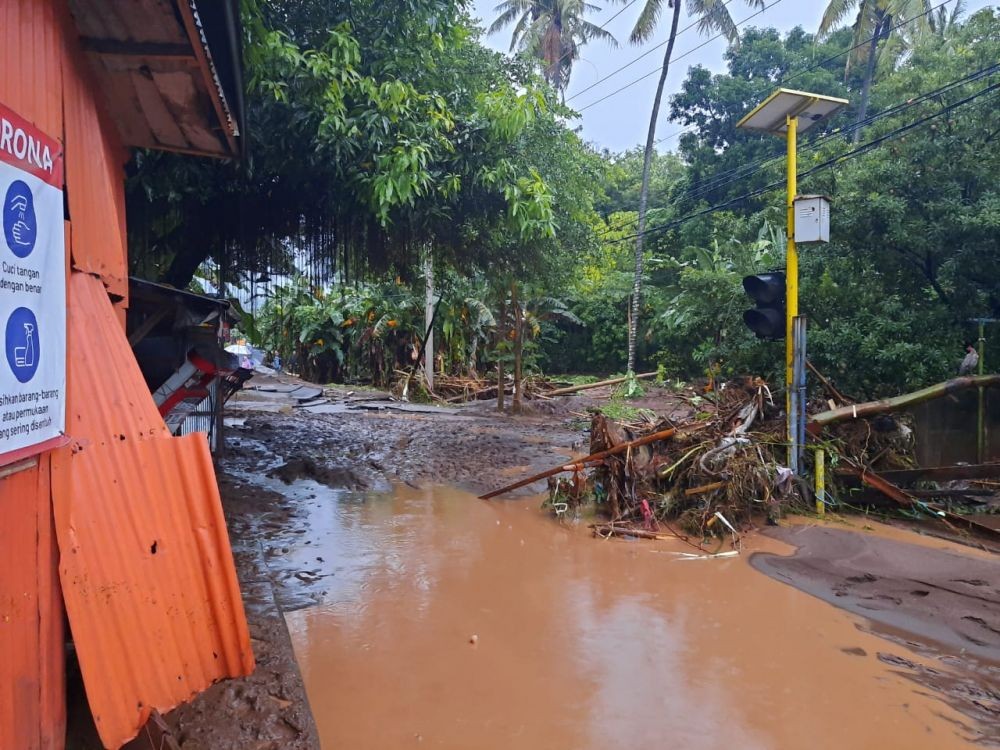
[280,483,996,750]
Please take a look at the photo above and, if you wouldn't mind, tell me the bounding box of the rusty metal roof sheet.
[52,273,253,749]
[66,0,242,157]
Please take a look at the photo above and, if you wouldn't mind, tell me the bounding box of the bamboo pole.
[479,426,677,499]
[547,371,658,397]
[807,374,1000,431]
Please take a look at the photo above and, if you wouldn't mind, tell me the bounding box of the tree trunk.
[162,238,211,289]
[496,299,506,412]
[424,248,434,392]
[628,0,682,374]
[853,12,886,145]
[512,281,523,414]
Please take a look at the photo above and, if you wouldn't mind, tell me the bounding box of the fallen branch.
[547,372,658,397]
[806,359,851,405]
[684,481,726,497]
[479,426,677,499]
[807,374,1000,431]
[592,524,667,540]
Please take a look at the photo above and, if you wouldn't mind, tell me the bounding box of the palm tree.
[489,0,620,94]
[927,0,965,35]
[818,0,931,144]
[626,0,765,374]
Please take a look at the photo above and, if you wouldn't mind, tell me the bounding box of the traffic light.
[742,272,785,340]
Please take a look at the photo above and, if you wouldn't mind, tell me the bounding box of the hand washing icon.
[3,180,37,258]
[5,307,39,383]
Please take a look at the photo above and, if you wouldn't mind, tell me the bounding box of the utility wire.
[595,48,991,239]
[602,79,1000,245]
[509,0,643,83]
[642,0,958,148]
[577,0,784,111]
[669,62,1000,205]
[567,0,738,102]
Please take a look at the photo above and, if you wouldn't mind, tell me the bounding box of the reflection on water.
[284,484,978,750]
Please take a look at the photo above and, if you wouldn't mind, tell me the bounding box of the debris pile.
[479,372,1000,547]
[545,379,796,543]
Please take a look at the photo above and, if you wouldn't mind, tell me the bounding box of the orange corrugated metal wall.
[2,2,254,746]
[0,2,69,749]
[62,15,130,301]
[0,457,66,750]
[51,274,253,749]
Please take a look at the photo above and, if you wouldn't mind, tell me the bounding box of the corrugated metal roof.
[52,273,253,749]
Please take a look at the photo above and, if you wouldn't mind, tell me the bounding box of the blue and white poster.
[0,102,65,465]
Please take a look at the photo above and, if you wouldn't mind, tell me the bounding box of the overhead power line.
[645,0,958,148]
[551,0,643,71]
[576,0,784,112]
[567,0,738,102]
[669,61,1000,206]
[601,78,1000,245]
[599,63,999,238]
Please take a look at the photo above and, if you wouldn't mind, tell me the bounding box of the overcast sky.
[470,0,996,153]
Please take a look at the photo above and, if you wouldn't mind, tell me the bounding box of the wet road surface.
[277,483,995,749]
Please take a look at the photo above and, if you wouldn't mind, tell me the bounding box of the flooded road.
[280,484,991,749]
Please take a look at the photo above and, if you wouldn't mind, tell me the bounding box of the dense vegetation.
[127,1,1000,400]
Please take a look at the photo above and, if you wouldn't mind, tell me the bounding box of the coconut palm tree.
[927,0,966,35]
[818,0,932,144]
[626,0,765,375]
[489,0,620,94]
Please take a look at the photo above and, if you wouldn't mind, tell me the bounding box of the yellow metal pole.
[786,115,798,447]
[815,448,825,516]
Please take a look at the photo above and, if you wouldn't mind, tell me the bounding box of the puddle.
[279,484,988,749]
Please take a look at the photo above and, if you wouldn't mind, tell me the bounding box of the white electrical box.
[794,195,830,243]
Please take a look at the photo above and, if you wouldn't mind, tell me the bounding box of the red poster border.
[0,101,64,189]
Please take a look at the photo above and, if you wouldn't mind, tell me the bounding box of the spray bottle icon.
[13,322,34,368]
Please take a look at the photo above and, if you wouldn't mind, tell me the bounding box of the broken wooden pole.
[547,372,658,397]
[807,374,1000,431]
[841,465,914,507]
[835,462,1000,485]
[591,524,666,540]
[844,466,1000,539]
[479,427,677,499]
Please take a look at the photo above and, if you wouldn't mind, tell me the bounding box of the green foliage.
[128,2,1000,404]
[128,0,609,288]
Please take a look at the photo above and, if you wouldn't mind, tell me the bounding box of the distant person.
[241,354,253,370]
[274,352,282,371]
[959,344,979,375]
